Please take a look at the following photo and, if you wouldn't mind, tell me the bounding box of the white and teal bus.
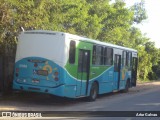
[13,30,138,101]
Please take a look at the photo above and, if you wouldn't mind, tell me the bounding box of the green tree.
[128,27,155,80]
[131,0,147,24]
[97,0,133,46]
[0,0,53,55]
[0,0,15,55]
[146,43,160,80]
[0,0,158,81]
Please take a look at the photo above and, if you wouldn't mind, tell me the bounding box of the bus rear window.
[69,40,76,64]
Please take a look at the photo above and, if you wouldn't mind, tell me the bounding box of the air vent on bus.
[28,59,46,63]
[24,32,56,35]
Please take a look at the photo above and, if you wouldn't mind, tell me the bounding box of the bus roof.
[23,30,137,52]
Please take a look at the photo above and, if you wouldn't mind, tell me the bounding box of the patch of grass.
[137,79,150,84]
[137,78,160,84]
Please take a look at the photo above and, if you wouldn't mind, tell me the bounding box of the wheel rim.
[92,89,97,99]
[91,84,97,99]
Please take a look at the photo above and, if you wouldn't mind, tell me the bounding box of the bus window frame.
[69,40,76,64]
[92,45,113,66]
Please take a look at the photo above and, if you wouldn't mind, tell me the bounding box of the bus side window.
[92,45,113,65]
[92,45,96,65]
[106,47,113,65]
[128,52,132,68]
[122,51,126,66]
[100,47,104,65]
[69,40,76,64]
[104,47,107,65]
[95,46,102,65]
[126,52,129,66]
[92,45,102,65]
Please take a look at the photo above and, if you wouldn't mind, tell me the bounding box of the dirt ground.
[0,81,160,111]
[132,81,160,92]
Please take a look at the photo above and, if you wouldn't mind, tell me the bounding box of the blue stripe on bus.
[13,57,130,98]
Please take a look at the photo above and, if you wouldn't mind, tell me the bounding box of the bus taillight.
[34,63,38,67]
[54,71,58,76]
[16,68,19,73]
[54,71,59,81]
[15,68,19,77]
[54,77,59,81]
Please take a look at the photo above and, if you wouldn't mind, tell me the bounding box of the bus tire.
[88,82,98,102]
[122,80,130,93]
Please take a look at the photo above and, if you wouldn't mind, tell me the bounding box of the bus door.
[114,54,121,90]
[131,57,138,87]
[76,49,90,97]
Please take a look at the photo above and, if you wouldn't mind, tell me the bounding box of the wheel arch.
[93,80,99,94]
[87,80,99,101]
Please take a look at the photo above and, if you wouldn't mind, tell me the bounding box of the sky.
[125,0,160,48]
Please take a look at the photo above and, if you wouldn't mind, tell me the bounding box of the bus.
[13,30,138,101]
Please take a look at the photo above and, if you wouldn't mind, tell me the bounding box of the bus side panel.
[97,66,114,94]
[63,69,77,98]
[119,69,131,90]
[86,66,114,96]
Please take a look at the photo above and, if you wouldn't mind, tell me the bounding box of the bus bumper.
[12,81,65,97]
[12,81,77,98]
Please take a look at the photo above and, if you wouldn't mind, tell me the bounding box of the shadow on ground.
[0,90,129,107]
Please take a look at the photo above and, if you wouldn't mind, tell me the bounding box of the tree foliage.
[0,0,159,80]
[132,0,147,24]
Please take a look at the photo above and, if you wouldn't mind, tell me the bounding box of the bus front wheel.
[88,82,98,101]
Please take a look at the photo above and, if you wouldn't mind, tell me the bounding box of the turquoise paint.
[13,57,131,98]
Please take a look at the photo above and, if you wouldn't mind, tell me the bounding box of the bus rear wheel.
[88,82,98,101]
